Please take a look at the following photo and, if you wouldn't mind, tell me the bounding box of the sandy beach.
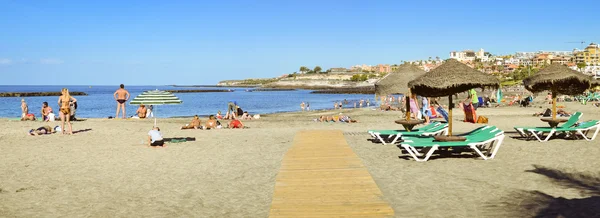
[1,101,599,217]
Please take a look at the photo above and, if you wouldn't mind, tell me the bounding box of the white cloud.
[40,58,64,65]
[0,58,13,65]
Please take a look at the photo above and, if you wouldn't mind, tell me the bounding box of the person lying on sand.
[227,118,244,129]
[148,127,165,147]
[241,111,252,120]
[338,115,358,123]
[533,108,571,117]
[28,125,56,136]
[379,104,399,111]
[181,115,202,129]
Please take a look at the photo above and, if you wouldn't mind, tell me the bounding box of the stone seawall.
[0,92,88,97]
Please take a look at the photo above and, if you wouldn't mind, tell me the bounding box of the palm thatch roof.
[523,63,593,95]
[374,64,425,96]
[408,59,500,97]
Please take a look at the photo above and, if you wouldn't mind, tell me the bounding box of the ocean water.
[0,85,382,118]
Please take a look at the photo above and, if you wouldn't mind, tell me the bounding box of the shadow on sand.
[485,165,600,217]
[72,128,92,134]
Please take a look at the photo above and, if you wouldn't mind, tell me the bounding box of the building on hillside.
[450,49,484,62]
[573,43,600,66]
[375,64,391,73]
[515,51,573,59]
[515,52,537,59]
[550,56,571,65]
[350,64,374,72]
[504,64,519,73]
[329,68,350,73]
[504,57,521,65]
[532,53,553,66]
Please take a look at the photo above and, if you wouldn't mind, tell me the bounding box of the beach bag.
[463,103,477,123]
[476,116,488,124]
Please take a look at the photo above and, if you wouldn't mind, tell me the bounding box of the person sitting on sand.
[41,102,54,122]
[22,114,36,121]
[134,104,147,119]
[216,111,223,119]
[28,125,57,136]
[228,118,244,129]
[21,98,28,119]
[148,127,165,147]
[181,115,202,129]
[204,115,218,129]
[241,111,252,120]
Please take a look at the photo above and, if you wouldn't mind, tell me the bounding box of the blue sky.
[1,0,599,85]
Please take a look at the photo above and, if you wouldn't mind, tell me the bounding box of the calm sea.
[0,85,381,118]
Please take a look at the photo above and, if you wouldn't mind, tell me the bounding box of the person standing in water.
[300,102,305,111]
[58,88,77,135]
[113,84,130,119]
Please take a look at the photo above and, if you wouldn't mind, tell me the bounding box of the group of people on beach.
[25,88,78,135]
[300,102,310,111]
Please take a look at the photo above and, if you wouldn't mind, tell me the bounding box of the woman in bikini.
[58,88,77,135]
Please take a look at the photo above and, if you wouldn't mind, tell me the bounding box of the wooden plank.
[269,130,394,217]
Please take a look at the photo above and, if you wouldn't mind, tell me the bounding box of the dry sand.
[1,101,599,217]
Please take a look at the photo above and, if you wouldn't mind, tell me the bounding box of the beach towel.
[164,137,196,143]
[435,106,449,122]
[430,106,437,117]
[463,103,477,123]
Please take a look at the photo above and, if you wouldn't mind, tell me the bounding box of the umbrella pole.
[552,90,557,119]
[405,93,411,121]
[448,95,453,136]
[154,106,157,127]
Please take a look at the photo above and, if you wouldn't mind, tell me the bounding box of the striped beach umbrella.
[130,90,183,126]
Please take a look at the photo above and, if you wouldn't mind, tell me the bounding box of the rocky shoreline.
[0,92,88,97]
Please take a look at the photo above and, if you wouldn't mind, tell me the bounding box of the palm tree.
[313,66,322,74]
[299,66,308,74]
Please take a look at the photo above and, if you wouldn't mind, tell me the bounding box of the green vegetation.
[500,80,522,86]
[235,78,279,85]
[313,66,322,74]
[350,74,370,82]
[577,62,587,72]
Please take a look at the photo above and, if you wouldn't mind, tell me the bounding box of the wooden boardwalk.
[269,130,394,217]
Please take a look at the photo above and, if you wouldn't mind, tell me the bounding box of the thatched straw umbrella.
[409,59,500,137]
[375,64,425,121]
[523,63,593,119]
